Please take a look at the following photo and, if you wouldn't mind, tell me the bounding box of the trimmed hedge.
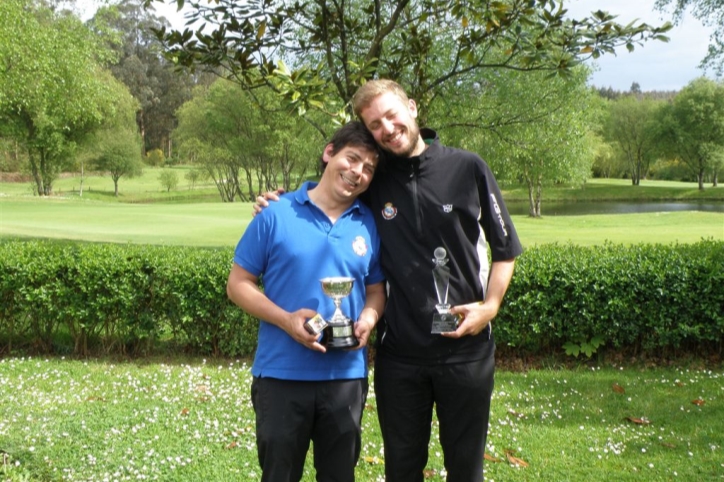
[0,241,257,356]
[498,240,724,357]
[1,239,722,357]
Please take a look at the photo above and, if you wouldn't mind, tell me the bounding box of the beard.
[383,123,421,158]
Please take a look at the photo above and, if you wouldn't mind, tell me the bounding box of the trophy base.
[323,323,359,349]
[431,313,459,334]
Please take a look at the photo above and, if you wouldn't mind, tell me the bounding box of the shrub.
[1,239,721,358]
[0,241,257,357]
[498,240,724,357]
[145,149,165,167]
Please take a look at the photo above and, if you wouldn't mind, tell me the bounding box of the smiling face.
[320,143,378,201]
[357,91,425,158]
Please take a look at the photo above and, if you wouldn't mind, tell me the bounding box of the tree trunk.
[525,174,541,218]
[29,151,43,196]
[137,110,147,157]
[79,161,84,197]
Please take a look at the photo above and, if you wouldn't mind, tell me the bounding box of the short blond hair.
[352,79,410,118]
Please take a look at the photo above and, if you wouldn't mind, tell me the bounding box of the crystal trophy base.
[431,313,459,334]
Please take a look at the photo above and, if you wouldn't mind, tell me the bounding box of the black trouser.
[374,353,495,482]
[251,377,368,482]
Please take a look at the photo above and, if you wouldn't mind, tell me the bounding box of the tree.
[604,95,664,185]
[184,167,204,189]
[158,169,179,192]
[91,127,144,196]
[87,0,201,156]
[656,77,724,189]
[435,67,597,217]
[174,80,318,201]
[655,0,724,76]
[147,0,671,124]
[0,0,124,195]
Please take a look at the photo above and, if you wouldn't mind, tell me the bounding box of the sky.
[75,0,717,93]
[564,0,716,92]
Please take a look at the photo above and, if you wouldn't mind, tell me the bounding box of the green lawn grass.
[1,196,722,246]
[0,357,721,481]
[2,175,722,246]
[3,171,723,203]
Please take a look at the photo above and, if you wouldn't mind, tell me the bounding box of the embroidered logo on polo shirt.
[442,204,453,213]
[352,236,368,256]
[381,202,397,220]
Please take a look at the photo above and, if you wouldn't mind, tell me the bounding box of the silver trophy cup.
[319,277,359,349]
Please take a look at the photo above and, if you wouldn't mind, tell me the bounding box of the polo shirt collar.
[293,180,364,213]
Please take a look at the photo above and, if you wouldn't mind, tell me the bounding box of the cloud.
[565,0,715,91]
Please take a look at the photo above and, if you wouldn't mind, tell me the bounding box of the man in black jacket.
[351,79,523,482]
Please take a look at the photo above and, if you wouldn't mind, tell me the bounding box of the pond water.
[506,200,724,216]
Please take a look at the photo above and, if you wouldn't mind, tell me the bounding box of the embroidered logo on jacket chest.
[442,204,453,213]
[381,202,397,220]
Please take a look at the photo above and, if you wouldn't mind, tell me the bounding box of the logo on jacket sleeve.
[352,236,368,256]
[381,202,398,220]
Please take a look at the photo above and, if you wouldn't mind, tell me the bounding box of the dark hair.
[319,121,382,171]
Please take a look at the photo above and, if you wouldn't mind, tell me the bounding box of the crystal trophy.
[431,247,459,333]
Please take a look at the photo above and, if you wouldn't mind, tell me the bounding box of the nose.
[380,118,394,135]
[350,162,364,175]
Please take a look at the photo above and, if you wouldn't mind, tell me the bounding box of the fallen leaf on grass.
[225,441,238,449]
[612,383,625,394]
[660,442,676,449]
[423,469,436,478]
[504,449,529,467]
[362,456,383,465]
[507,409,526,418]
[180,407,190,416]
[625,417,651,425]
[691,398,705,406]
[484,453,502,463]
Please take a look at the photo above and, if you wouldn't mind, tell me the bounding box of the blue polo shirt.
[234,181,384,381]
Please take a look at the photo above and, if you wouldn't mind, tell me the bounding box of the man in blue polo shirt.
[226,121,386,482]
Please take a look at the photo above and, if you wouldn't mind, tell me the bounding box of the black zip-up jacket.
[363,129,523,364]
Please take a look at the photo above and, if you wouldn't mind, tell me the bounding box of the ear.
[408,98,419,119]
[322,144,335,164]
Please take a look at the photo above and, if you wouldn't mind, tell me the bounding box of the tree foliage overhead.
[147,0,672,121]
[655,0,724,76]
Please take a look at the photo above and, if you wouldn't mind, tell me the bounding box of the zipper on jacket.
[410,161,422,236]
